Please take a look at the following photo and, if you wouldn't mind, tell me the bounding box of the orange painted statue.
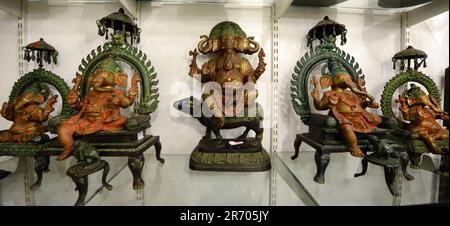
[56,59,139,160]
[0,85,58,143]
[398,84,449,155]
[311,60,381,157]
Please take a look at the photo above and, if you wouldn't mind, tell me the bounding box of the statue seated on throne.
[0,83,57,143]
[310,59,382,157]
[290,17,412,196]
[56,58,140,160]
[381,46,449,172]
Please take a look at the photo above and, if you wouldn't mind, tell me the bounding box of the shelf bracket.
[407,0,449,27]
[274,0,293,19]
[118,0,137,19]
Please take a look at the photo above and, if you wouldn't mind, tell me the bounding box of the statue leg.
[338,124,364,157]
[398,150,414,180]
[237,128,251,140]
[408,149,422,169]
[100,160,113,191]
[254,127,263,143]
[202,128,212,141]
[384,166,401,196]
[103,116,127,131]
[0,131,14,142]
[421,136,444,155]
[56,123,77,161]
[154,139,165,164]
[313,150,330,184]
[128,154,145,190]
[71,176,88,206]
[354,157,368,177]
[30,156,50,191]
[292,134,303,160]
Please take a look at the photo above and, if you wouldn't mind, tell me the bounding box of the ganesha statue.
[0,83,57,143]
[174,21,270,171]
[56,58,139,160]
[398,84,448,155]
[311,59,382,157]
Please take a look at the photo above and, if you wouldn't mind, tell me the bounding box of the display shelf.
[87,153,270,205]
[0,0,448,206]
[275,151,443,206]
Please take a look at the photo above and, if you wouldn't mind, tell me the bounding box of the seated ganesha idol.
[398,84,449,155]
[0,84,57,143]
[188,21,266,131]
[56,59,139,160]
[311,59,381,157]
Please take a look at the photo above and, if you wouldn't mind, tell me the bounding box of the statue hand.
[1,102,8,116]
[44,95,58,113]
[129,74,140,96]
[441,112,449,121]
[189,49,199,76]
[47,95,58,106]
[258,48,266,61]
[311,77,320,99]
[72,73,82,89]
[368,100,379,108]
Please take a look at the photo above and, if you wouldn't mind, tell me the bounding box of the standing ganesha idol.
[56,58,140,160]
[175,21,270,171]
[188,21,266,128]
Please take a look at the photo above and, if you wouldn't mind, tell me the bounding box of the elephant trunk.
[246,37,260,54]
[198,35,213,54]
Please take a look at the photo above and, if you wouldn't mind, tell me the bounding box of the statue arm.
[311,77,330,110]
[253,48,266,81]
[397,95,412,120]
[189,49,211,83]
[118,74,140,108]
[29,95,58,122]
[68,74,82,109]
[1,102,14,121]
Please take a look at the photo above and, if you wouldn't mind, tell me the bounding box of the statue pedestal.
[189,138,271,172]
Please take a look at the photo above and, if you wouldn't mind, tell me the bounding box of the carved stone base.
[190,139,271,172]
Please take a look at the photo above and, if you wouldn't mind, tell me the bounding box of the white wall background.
[0,2,447,206]
[409,11,449,95]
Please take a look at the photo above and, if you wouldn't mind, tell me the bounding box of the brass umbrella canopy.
[306,16,347,50]
[96,8,141,45]
[23,38,58,68]
[392,45,428,71]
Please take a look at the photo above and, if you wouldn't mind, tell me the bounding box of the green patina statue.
[381,46,449,170]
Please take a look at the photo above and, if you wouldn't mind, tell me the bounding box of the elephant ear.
[115,73,128,88]
[319,75,332,89]
[211,38,220,52]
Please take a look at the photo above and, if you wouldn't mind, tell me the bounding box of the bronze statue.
[174,21,270,171]
[398,84,449,155]
[56,58,140,160]
[188,21,266,129]
[310,59,382,157]
[0,84,57,143]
